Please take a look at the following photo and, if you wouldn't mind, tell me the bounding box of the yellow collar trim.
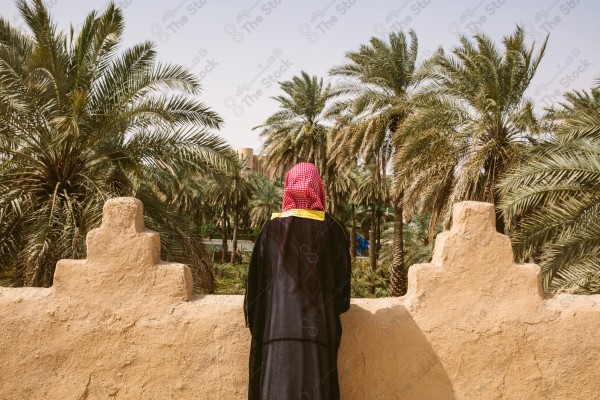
[271,208,325,221]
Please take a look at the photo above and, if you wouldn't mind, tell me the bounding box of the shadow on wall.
[339,304,456,399]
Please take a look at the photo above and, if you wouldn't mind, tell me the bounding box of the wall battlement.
[1,198,598,399]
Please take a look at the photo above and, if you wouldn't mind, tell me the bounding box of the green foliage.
[379,213,439,267]
[214,262,249,295]
[248,173,282,229]
[396,25,548,234]
[328,29,419,168]
[254,71,337,177]
[1,3,597,296]
[350,258,389,298]
[200,223,218,238]
[0,270,13,286]
[0,0,235,290]
[557,272,600,294]
[499,87,600,293]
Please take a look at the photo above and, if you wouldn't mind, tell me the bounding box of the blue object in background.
[355,233,368,254]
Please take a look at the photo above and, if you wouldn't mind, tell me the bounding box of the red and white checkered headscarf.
[281,162,326,212]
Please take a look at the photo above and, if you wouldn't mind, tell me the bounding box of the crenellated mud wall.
[0,198,598,399]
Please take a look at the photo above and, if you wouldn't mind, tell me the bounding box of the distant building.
[236,148,254,170]
[235,148,275,180]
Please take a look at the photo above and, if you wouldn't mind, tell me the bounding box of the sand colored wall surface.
[1,198,599,399]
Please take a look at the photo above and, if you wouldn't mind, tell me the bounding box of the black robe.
[244,211,352,400]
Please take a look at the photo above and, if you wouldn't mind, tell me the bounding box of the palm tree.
[136,176,218,293]
[328,30,420,295]
[322,156,359,259]
[254,71,336,177]
[351,163,388,271]
[229,164,254,264]
[395,25,548,237]
[203,155,254,264]
[147,165,220,292]
[378,212,439,268]
[203,175,232,263]
[499,86,600,293]
[0,1,235,288]
[248,174,282,229]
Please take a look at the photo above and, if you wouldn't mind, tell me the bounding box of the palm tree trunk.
[369,202,377,271]
[389,194,406,296]
[221,204,228,263]
[232,209,239,264]
[376,209,381,261]
[350,203,357,262]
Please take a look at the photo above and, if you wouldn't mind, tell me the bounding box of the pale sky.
[2,0,599,153]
